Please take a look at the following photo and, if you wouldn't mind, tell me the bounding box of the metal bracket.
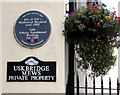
[65,3,69,14]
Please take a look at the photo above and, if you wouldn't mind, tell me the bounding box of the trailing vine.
[64,3,120,77]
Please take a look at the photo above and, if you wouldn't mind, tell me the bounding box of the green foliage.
[64,3,120,77]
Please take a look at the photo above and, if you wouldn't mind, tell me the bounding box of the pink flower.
[113,11,116,13]
[31,39,35,42]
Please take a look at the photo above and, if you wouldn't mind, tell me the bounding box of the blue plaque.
[14,10,51,48]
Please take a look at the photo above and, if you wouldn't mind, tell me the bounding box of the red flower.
[107,18,111,21]
[115,17,120,19]
[113,11,116,13]
[92,8,97,12]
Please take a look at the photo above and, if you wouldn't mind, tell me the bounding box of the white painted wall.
[118,1,120,84]
[0,2,2,95]
[2,2,65,93]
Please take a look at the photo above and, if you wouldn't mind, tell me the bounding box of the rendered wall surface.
[2,2,65,93]
[0,2,2,95]
[118,1,120,83]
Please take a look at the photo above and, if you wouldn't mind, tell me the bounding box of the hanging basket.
[64,3,120,77]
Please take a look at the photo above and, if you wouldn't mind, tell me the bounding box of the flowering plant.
[64,3,120,44]
[64,3,120,77]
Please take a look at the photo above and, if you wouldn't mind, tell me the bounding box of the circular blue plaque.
[14,10,51,48]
